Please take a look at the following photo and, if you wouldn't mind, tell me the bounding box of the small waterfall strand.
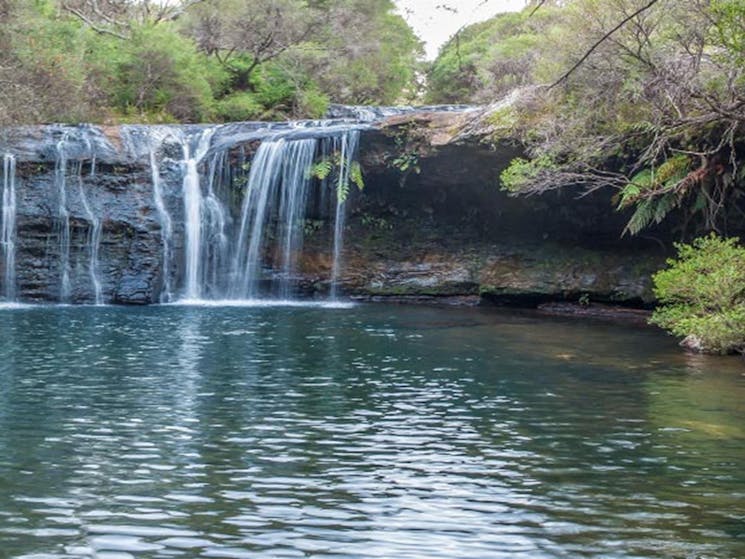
[149,142,174,303]
[75,161,103,305]
[55,135,72,302]
[330,130,361,300]
[181,128,216,301]
[229,138,316,299]
[2,154,16,301]
[231,139,287,299]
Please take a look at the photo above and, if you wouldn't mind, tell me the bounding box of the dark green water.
[0,303,743,559]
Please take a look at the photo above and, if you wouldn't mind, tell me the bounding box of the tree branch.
[549,0,662,89]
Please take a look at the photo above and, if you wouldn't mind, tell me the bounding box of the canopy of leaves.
[0,0,422,124]
[433,0,745,237]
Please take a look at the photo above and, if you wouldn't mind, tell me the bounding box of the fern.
[624,198,656,236]
[653,192,679,224]
[308,159,333,180]
[337,179,350,203]
[350,161,364,190]
[308,155,363,203]
[630,168,655,190]
[656,155,691,187]
[618,183,641,209]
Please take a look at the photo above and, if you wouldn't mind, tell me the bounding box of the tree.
[61,0,206,38]
[488,0,745,237]
[183,0,322,90]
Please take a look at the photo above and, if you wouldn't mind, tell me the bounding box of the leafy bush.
[89,25,223,122]
[651,234,745,355]
[214,92,263,122]
[500,155,557,192]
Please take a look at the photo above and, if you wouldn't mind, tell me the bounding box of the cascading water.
[330,131,360,300]
[167,126,363,303]
[75,161,103,305]
[4,119,365,305]
[2,154,16,302]
[278,140,316,299]
[55,135,72,302]
[180,129,216,301]
[149,140,174,303]
[229,137,317,300]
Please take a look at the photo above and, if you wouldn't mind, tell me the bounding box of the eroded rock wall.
[1,114,668,305]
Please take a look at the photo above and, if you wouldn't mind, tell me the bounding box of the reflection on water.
[0,304,743,559]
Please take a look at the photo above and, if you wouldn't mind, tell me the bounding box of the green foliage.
[460,0,745,236]
[500,156,557,192]
[651,234,745,354]
[336,161,364,203]
[391,152,420,174]
[308,160,333,180]
[0,0,420,124]
[710,0,745,65]
[303,219,324,236]
[308,154,364,203]
[3,1,93,122]
[427,8,561,103]
[349,161,364,190]
[616,155,692,235]
[214,92,263,122]
[361,214,392,230]
[311,0,423,104]
[88,25,223,122]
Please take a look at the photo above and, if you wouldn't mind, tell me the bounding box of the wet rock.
[0,114,675,305]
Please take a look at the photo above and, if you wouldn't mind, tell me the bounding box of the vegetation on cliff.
[651,235,745,355]
[431,0,745,239]
[0,0,422,124]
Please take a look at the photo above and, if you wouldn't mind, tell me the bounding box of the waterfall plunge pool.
[0,303,743,559]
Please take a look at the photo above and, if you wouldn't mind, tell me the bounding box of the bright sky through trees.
[395,0,526,59]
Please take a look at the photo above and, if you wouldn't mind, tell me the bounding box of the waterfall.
[150,144,174,303]
[202,151,229,296]
[231,139,286,299]
[55,135,72,302]
[75,161,103,305]
[229,137,317,299]
[181,129,215,301]
[330,130,360,300]
[278,140,316,298]
[2,154,16,301]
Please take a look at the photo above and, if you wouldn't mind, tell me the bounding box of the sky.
[395,0,528,60]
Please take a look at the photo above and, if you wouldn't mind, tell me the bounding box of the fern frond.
[624,198,656,236]
[307,159,333,180]
[653,192,679,224]
[350,161,364,190]
[337,180,350,203]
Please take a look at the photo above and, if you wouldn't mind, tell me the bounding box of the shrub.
[214,92,264,122]
[89,25,223,123]
[650,234,745,355]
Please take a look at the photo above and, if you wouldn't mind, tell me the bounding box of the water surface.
[0,304,743,558]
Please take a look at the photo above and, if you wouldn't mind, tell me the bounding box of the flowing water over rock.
[149,136,174,303]
[0,304,743,558]
[1,119,366,304]
[2,154,16,302]
[54,134,73,302]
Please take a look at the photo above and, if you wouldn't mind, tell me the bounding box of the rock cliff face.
[0,111,667,306]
